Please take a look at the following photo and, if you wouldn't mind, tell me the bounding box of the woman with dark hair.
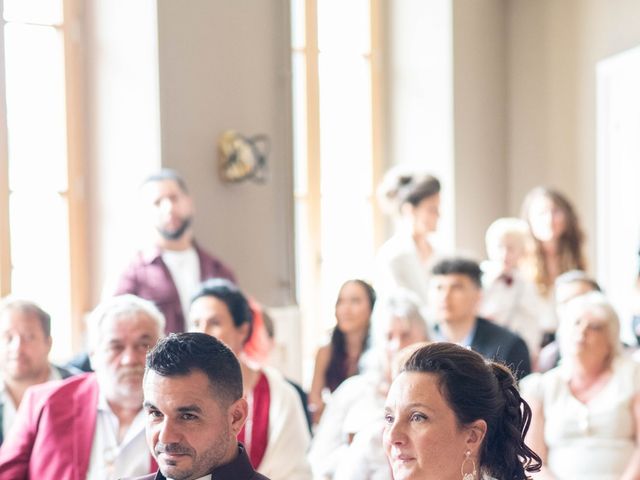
[520,186,587,341]
[384,342,541,480]
[308,279,376,424]
[309,288,429,480]
[189,278,312,480]
[375,167,441,309]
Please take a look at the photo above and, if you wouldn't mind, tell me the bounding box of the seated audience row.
[1,166,635,480]
[0,281,313,480]
[0,294,164,477]
[3,269,639,480]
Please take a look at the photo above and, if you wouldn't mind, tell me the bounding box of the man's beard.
[158,216,192,241]
[156,423,232,480]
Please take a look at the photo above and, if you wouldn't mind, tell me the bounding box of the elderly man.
[126,332,269,480]
[0,298,77,444]
[113,169,236,334]
[0,294,165,479]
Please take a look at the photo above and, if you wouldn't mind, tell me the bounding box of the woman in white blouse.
[522,291,640,479]
[375,167,441,311]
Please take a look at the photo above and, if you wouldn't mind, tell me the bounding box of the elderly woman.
[522,291,640,479]
[308,288,430,480]
[384,342,541,479]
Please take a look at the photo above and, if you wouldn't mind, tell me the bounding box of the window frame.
[0,0,88,354]
[292,0,386,383]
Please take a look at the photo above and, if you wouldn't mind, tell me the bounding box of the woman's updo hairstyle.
[377,166,440,215]
[402,343,541,480]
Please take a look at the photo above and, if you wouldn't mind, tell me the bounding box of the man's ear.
[228,397,248,436]
[465,419,487,456]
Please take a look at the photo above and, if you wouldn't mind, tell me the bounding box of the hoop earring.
[461,450,476,480]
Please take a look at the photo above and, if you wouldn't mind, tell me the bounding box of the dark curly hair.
[402,342,541,479]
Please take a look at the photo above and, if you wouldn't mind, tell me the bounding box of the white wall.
[384,0,455,250]
[507,0,640,276]
[156,0,295,306]
[84,0,162,303]
[385,0,508,259]
[453,0,508,258]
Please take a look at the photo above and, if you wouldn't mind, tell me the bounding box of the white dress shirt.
[86,392,150,480]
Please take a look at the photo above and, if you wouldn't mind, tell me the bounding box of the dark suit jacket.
[113,241,236,333]
[471,317,531,380]
[126,444,270,480]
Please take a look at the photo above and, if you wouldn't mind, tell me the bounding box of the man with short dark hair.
[430,257,531,379]
[128,332,270,480]
[113,169,236,334]
[0,298,77,444]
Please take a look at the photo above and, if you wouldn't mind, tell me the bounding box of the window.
[596,45,640,341]
[291,0,384,382]
[0,0,86,360]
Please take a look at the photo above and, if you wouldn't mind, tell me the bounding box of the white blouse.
[521,356,640,479]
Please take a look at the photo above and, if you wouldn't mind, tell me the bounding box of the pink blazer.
[0,372,156,479]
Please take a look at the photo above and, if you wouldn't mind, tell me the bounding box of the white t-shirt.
[162,247,201,323]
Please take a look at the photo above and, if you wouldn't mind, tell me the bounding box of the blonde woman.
[520,187,587,338]
[522,292,640,479]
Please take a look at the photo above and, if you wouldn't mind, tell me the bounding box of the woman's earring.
[461,450,476,480]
